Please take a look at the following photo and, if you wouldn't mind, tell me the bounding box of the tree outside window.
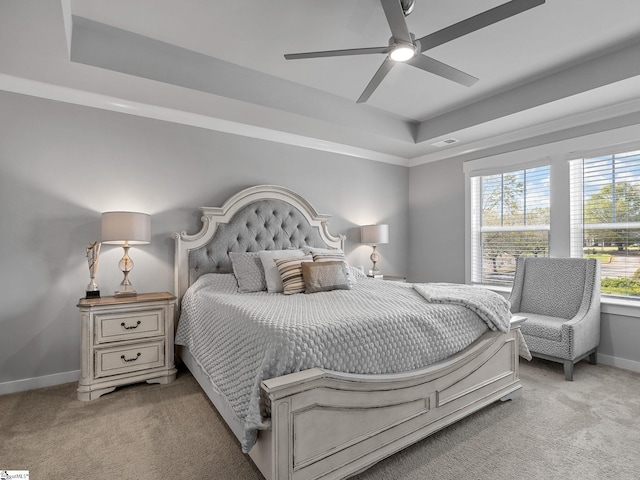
[471,165,550,286]
[572,151,640,297]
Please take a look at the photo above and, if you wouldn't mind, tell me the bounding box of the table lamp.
[360,224,389,277]
[101,211,151,297]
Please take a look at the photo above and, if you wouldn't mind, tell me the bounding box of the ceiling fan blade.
[380,0,412,44]
[284,46,387,60]
[417,0,545,52]
[357,58,395,103]
[408,55,479,87]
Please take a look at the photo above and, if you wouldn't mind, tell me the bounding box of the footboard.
[251,319,525,480]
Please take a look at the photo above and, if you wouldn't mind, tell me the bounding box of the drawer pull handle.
[121,352,141,362]
[121,320,142,330]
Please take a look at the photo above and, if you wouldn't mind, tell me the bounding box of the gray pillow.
[302,260,351,294]
[304,247,356,286]
[229,252,266,292]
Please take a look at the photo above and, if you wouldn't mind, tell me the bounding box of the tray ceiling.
[2,0,640,164]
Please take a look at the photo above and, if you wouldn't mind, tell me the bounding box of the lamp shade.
[360,224,389,245]
[101,211,151,245]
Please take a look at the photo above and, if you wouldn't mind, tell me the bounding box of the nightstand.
[77,292,177,401]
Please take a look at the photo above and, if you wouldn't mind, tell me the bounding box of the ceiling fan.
[284,0,545,103]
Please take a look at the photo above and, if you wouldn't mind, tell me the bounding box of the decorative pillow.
[229,251,266,292]
[304,247,356,286]
[302,261,351,294]
[275,255,313,295]
[259,250,305,293]
[349,265,367,278]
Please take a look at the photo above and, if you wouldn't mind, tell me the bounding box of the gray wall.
[408,157,465,284]
[599,313,640,368]
[0,90,409,385]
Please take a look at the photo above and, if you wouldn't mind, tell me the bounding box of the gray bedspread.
[175,274,504,452]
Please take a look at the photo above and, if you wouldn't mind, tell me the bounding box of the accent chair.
[509,257,601,381]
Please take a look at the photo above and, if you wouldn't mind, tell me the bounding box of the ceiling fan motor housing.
[401,0,416,16]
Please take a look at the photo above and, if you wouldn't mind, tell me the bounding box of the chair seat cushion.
[515,312,565,342]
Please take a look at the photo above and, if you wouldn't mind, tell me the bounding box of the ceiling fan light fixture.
[389,43,415,62]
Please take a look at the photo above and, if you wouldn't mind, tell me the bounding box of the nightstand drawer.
[95,308,165,344]
[94,340,165,378]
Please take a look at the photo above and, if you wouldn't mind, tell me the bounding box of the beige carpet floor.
[1,358,639,480]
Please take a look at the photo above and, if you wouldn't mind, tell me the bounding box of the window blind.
[471,165,550,286]
[570,150,640,298]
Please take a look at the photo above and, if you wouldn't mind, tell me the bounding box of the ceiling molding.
[4,2,640,170]
[67,13,640,165]
[70,16,415,144]
[0,73,408,166]
[410,93,640,166]
[415,34,640,145]
[410,112,640,168]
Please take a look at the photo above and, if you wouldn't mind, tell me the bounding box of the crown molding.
[0,73,409,167]
[409,94,640,167]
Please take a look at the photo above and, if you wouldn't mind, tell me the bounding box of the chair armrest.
[562,308,600,359]
[562,259,601,359]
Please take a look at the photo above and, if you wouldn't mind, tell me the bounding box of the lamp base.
[115,247,137,297]
[115,288,137,298]
[85,290,101,299]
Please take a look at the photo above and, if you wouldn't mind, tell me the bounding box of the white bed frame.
[173,185,525,480]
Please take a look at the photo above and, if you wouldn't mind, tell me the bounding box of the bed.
[172,184,526,480]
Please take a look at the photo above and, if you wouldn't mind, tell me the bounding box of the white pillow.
[259,250,305,293]
[349,265,367,279]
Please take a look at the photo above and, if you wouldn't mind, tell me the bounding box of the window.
[471,165,550,286]
[570,150,640,297]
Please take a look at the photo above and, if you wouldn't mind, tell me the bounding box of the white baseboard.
[0,370,80,396]
[598,353,640,373]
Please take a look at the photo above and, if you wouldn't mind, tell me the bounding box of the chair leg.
[588,350,598,365]
[563,360,574,381]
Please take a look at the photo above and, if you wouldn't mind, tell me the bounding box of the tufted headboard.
[173,185,345,307]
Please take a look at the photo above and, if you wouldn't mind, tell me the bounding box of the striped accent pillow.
[274,255,313,295]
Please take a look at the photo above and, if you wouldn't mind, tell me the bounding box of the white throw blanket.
[413,283,511,332]
[414,282,532,360]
